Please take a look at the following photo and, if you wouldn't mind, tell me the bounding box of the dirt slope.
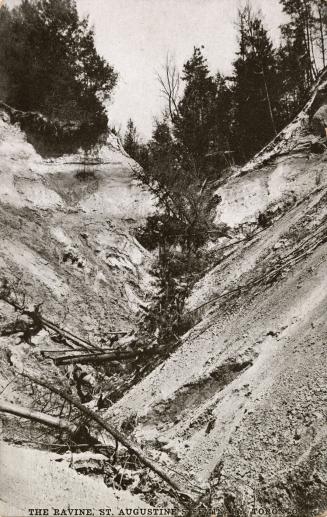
[0,109,154,336]
[1,72,327,516]
[0,442,151,517]
[0,109,155,514]
[107,74,327,516]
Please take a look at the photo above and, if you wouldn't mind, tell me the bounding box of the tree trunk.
[262,68,277,136]
[55,349,147,365]
[41,317,103,352]
[303,0,317,80]
[22,372,196,505]
[318,7,326,68]
[0,400,78,434]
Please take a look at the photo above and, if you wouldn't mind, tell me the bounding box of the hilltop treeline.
[125,1,327,350]
[126,1,327,169]
[0,0,117,146]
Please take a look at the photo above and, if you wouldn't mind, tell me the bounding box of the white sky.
[76,0,286,139]
[6,0,287,139]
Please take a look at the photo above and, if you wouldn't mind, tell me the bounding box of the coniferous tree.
[123,119,139,159]
[278,0,320,120]
[0,0,117,132]
[123,118,150,168]
[312,0,327,69]
[211,73,234,167]
[133,117,218,346]
[174,46,218,179]
[233,6,281,161]
[0,5,10,101]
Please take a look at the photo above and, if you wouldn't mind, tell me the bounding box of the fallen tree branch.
[0,400,78,434]
[40,317,103,352]
[54,349,150,365]
[41,348,120,354]
[186,218,327,318]
[22,372,196,505]
[0,293,127,351]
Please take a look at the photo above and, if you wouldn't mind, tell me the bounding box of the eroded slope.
[0,110,154,336]
[107,77,327,516]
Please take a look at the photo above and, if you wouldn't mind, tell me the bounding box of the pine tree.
[0,0,117,130]
[123,119,139,159]
[312,0,327,69]
[212,73,234,167]
[278,0,318,120]
[233,6,281,161]
[174,46,218,179]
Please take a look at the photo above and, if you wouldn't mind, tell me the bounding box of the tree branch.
[22,372,196,505]
[0,400,78,434]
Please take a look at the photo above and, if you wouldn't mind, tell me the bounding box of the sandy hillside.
[0,442,151,517]
[0,71,327,517]
[0,109,156,515]
[106,72,327,516]
[0,109,154,336]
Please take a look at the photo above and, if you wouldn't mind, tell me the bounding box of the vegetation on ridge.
[124,0,327,352]
[0,0,118,151]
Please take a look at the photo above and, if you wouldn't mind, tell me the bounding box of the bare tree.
[157,54,181,123]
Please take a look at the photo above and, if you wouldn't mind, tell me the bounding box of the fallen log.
[23,372,196,505]
[54,349,147,365]
[0,294,127,351]
[40,317,102,352]
[40,348,119,354]
[0,400,78,434]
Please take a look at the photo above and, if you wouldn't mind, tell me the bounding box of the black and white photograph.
[0,0,326,515]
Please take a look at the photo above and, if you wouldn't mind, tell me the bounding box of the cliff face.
[107,73,327,516]
[0,109,154,336]
[0,107,156,514]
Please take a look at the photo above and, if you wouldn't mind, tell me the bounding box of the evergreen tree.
[133,117,218,347]
[312,0,327,69]
[0,0,117,131]
[233,6,281,161]
[211,73,234,167]
[123,118,150,167]
[0,5,10,100]
[278,0,321,120]
[174,46,218,179]
[123,119,139,159]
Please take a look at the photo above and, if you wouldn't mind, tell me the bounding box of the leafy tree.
[0,0,117,134]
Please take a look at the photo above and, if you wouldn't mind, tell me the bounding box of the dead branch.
[0,400,78,434]
[0,291,127,351]
[157,54,181,123]
[54,348,150,365]
[40,316,103,352]
[187,217,327,318]
[22,372,196,505]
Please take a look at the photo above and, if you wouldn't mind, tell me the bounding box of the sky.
[5,0,287,139]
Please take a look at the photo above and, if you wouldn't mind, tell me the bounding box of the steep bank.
[0,109,154,336]
[0,108,156,514]
[1,70,327,516]
[106,72,327,516]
